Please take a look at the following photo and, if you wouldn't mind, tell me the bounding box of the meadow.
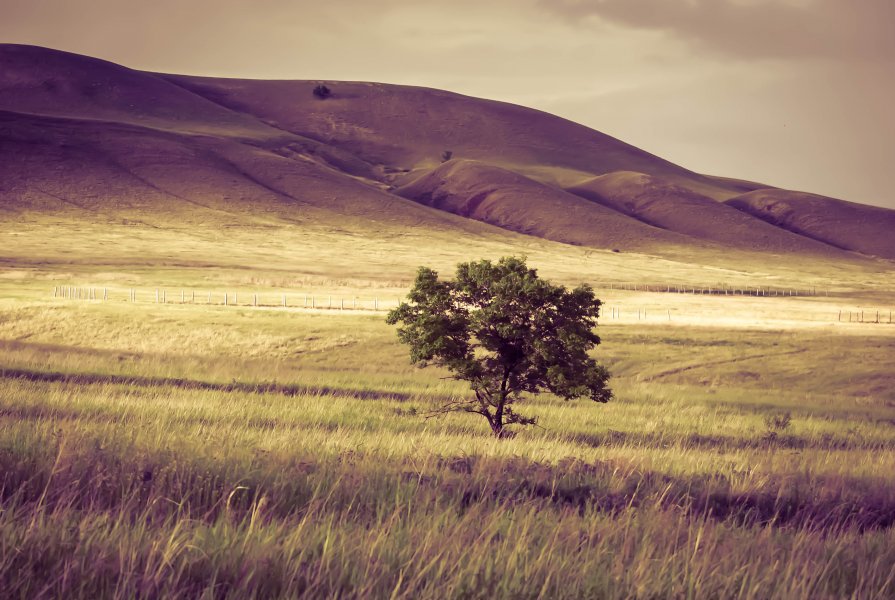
[1,271,894,598]
[3,42,895,598]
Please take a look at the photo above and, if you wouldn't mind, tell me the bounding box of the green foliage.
[387,256,611,436]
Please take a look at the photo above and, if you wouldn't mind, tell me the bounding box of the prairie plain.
[3,43,895,599]
[2,215,895,599]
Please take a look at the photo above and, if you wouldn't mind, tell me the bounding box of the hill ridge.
[1,43,893,261]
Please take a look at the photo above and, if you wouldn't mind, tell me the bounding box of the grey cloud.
[538,0,895,61]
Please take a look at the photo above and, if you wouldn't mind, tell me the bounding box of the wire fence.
[597,283,825,297]
[51,286,400,312]
[50,285,894,325]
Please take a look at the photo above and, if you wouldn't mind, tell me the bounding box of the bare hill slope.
[0,109,502,238]
[0,44,890,265]
[727,190,895,259]
[162,73,740,197]
[395,160,702,251]
[567,172,844,257]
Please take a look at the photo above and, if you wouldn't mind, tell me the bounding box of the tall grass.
[1,300,894,598]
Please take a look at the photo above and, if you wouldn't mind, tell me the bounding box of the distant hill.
[1,43,893,261]
[565,172,843,256]
[396,160,697,251]
[727,190,895,259]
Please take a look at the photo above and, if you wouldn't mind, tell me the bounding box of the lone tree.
[387,257,611,437]
[313,84,331,99]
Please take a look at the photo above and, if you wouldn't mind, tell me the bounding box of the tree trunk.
[491,392,508,438]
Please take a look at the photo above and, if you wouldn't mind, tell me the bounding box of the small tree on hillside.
[313,84,331,99]
[386,257,611,437]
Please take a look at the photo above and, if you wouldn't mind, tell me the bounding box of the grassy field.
[3,43,895,597]
[2,211,895,599]
[1,272,895,598]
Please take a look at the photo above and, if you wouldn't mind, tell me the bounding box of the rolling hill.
[565,172,844,256]
[726,190,895,259]
[1,43,894,264]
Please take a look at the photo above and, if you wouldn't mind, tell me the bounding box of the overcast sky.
[4,0,894,208]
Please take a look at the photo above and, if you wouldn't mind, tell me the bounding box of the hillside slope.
[567,172,844,257]
[727,190,895,259]
[162,73,741,197]
[395,160,702,251]
[0,44,891,265]
[0,109,503,238]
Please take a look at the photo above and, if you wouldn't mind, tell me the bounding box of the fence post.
[353,297,357,309]
[312,297,315,309]
[104,288,108,301]
[254,294,258,307]
[283,294,286,307]
[156,288,159,303]
[340,298,344,310]
[225,292,228,306]
[375,297,379,310]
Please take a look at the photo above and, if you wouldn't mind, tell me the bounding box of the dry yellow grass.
[3,42,895,600]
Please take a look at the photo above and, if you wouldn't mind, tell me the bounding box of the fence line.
[600,282,824,297]
[49,286,894,325]
[599,305,893,325]
[51,286,397,312]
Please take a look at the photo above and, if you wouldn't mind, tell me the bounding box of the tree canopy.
[386,257,611,437]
